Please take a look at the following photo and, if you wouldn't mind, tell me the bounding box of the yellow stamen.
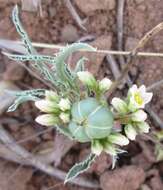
[134,92,143,105]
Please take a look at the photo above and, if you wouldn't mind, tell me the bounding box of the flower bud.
[58,98,71,111]
[91,140,103,155]
[107,133,129,146]
[131,110,147,122]
[137,122,150,133]
[125,124,137,140]
[35,100,59,113]
[77,71,97,88]
[99,78,112,92]
[45,90,59,102]
[35,114,59,126]
[104,142,117,156]
[59,112,70,123]
[111,97,128,114]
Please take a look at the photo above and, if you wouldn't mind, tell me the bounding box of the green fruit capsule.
[68,98,113,142]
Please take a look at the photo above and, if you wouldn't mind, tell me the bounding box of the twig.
[63,0,86,31]
[106,22,163,97]
[0,125,99,189]
[117,0,132,85]
[2,39,163,57]
[117,0,125,66]
[106,54,121,80]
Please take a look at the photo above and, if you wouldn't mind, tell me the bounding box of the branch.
[0,125,99,189]
[2,39,163,57]
[63,0,86,31]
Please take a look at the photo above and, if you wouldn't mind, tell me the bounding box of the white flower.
[99,78,112,92]
[45,90,59,102]
[107,133,129,146]
[111,97,128,114]
[77,71,96,88]
[59,112,70,123]
[128,84,153,111]
[125,124,137,140]
[131,110,147,122]
[35,114,59,126]
[137,122,150,133]
[35,100,59,113]
[91,140,103,155]
[58,98,71,111]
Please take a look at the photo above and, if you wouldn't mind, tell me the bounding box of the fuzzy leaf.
[8,96,39,112]
[54,43,96,85]
[7,89,45,112]
[3,52,56,63]
[12,5,37,54]
[65,153,96,183]
[7,89,45,97]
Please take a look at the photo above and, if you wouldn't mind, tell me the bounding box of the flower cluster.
[34,71,153,160]
[111,85,153,140]
[35,91,71,126]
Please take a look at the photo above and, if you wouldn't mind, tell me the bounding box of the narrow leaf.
[6,89,45,97]
[3,52,56,63]
[65,153,96,183]
[8,96,39,112]
[54,43,96,84]
[12,5,37,54]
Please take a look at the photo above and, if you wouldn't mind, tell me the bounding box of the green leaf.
[8,96,39,112]
[7,89,45,97]
[54,43,96,85]
[12,5,37,55]
[7,89,45,112]
[3,52,56,63]
[65,153,96,183]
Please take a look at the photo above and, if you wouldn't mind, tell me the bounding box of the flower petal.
[99,78,112,92]
[125,124,137,140]
[35,100,59,113]
[77,71,97,88]
[142,92,153,104]
[111,97,128,114]
[139,85,146,95]
[131,110,147,122]
[107,133,129,146]
[58,98,71,111]
[128,84,138,96]
[137,122,150,133]
[35,114,59,126]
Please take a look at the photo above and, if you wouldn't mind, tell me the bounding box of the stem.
[3,40,163,58]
